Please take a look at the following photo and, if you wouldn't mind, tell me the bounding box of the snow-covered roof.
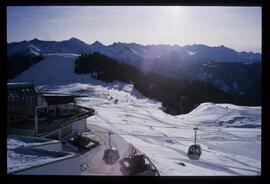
[7,135,78,174]
[7,82,34,89]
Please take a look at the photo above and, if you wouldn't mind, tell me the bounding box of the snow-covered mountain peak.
[8,38,262,65]
[90,41,104,48]
[31,38,41,42]
[65,37,88,45]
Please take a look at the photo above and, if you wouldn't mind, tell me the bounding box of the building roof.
[40,92,88,105]
[7,82,34,89]
[40,92,88,98]
[41,94,75,105]
[7,135,78,174]
[7,82,37,103]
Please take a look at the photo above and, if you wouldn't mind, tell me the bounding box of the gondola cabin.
[187,127,202,160]
[103,131,120,165]
[187,144,202,160]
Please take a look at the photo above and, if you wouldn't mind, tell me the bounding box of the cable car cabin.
[187,144,202,160]
[187,126,202,160]
[103,132,120,165]
[103,148,120,165]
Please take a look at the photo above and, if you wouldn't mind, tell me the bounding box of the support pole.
[194,127,198,145]
[108,131,113,149]
[195,130,197,145]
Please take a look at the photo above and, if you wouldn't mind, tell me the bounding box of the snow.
[7,135,75,173]
[130,48,139,55]
[182,103,261,128]
[28,44,41,55]
[187,50,197,56]
[80,125,134,175]
[12,53,86,85]
[8,38,261,65]
[35,82,261,176]
[11,52,261,176]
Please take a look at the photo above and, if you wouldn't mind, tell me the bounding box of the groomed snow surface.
[12,53,261,176]
[7,135,74,173]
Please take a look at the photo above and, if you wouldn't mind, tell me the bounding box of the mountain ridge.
[7,37,261,98]
[7,37,261,57]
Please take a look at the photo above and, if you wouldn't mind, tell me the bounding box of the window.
[62,104,68,114]
[68,103,74,112]
[38,107,47,118]
[48,105,55,115]
[56,104,61,115]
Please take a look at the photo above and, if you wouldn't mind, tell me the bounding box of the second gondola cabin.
[187,127,202,160]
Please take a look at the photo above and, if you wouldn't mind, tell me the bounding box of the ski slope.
[12,53,261,176]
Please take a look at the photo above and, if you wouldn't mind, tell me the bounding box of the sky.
[7,6,261,53]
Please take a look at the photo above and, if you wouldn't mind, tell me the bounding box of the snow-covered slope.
[13,53,86,85]
[182,102,261,128]
[8,38,261,95]
[12,53,261,175]
[8,38,261,94]
[37,83,261,176]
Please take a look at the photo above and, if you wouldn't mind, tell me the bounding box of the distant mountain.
[8,37,91,56]
[8,37,261,63]
[7,38,261,95]
[182,44,261,63]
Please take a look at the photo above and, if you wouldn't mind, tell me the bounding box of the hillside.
[11,53,261,175]
[7,38,261,96]
[38,82,261,176]
[13,53,236,115]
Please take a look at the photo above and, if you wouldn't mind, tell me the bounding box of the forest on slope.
[74,53,237,115]
[7,54,44,80]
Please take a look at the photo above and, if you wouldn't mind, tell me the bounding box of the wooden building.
[7,82,95,140]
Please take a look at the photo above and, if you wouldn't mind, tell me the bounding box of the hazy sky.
[7,6,261,53]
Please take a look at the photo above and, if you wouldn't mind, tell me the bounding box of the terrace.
[7,83,95,139]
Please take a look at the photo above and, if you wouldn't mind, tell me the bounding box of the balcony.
[8,105,95,137]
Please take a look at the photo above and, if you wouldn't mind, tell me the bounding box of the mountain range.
[7,37,261,99]
[8,37,261,64]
